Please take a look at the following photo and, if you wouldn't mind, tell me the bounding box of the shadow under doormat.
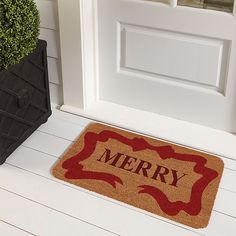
[52,123,224,229]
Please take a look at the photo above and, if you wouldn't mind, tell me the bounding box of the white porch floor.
[0,105,236,236]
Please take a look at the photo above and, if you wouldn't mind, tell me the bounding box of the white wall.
[36,0,63,105]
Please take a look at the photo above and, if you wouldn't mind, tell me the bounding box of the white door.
[97,0,236,133]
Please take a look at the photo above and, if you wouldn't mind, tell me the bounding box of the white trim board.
[61,101,236,160]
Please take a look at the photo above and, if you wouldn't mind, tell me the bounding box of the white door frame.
[57,0,236,160]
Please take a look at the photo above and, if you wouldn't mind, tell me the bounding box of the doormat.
[52,123,224,228]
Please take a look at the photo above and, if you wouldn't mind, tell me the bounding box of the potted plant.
[0,0,51,164]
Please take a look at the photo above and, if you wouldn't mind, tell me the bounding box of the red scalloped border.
[62,129,219,216]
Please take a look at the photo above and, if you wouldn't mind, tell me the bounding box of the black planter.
[0,39,52,164]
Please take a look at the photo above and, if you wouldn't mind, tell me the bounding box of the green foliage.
[0,0,40,70]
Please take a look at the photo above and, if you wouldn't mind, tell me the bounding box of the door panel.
[97,0,236,132]
[121,23,228,90]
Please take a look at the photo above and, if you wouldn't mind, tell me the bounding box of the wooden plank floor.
[0,106,236,236]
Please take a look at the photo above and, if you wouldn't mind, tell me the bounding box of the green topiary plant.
[0,0,40,70]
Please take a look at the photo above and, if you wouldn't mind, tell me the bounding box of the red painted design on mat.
[62,129,218,216]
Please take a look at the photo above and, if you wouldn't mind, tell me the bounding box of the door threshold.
[60,101,236,160]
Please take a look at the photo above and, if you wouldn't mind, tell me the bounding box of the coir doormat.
[52,123,224,228]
